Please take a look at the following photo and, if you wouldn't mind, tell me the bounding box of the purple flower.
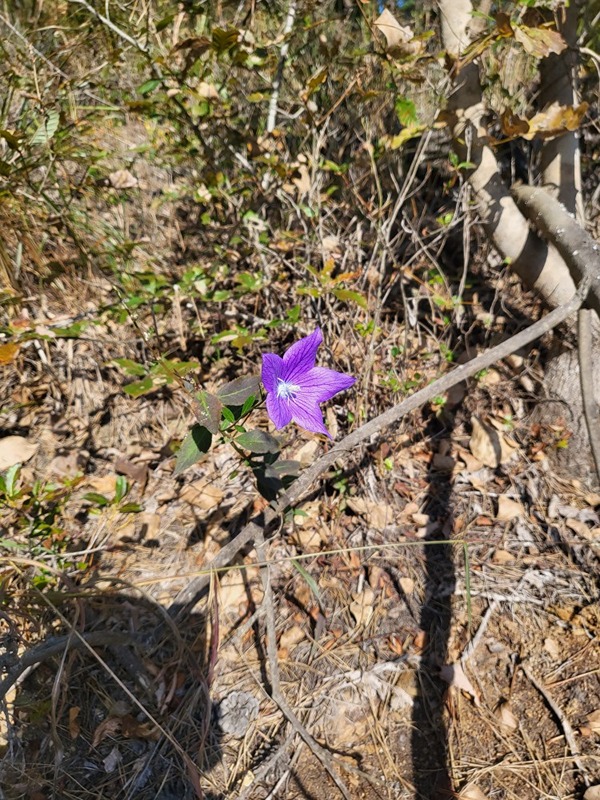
[261,327,356,438]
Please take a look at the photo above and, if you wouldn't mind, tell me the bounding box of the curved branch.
[170,283,588,618]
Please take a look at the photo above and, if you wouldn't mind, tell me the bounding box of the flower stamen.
[276,377,300,400]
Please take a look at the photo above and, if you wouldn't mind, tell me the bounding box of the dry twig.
[170,280,590,619]
[521,662,591,787]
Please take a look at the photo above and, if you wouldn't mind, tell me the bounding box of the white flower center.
[276,377,300,400]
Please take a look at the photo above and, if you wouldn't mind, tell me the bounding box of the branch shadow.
[411,416,456,800]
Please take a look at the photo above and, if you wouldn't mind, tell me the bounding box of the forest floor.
[1,67,600,800]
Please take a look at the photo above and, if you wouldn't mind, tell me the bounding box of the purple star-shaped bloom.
[261,327,356,438]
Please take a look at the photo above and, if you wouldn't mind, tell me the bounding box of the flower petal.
[296,367,356,402]
[282,328,323,383]
[266,392,293,430]
[261,352,284,394]
[288,393,332,438]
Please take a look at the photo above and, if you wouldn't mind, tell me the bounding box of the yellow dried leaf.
[0,342,19,365]
[522,102,588,141]
[514,24,567,58]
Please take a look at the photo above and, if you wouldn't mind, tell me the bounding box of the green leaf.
[138,78,163,95]
[236,429,280,454]
[264,460,301,478]
[192,390,222,434]
[112,358,147,377]
[291,559,323,607]
[395,96,418,127]
[84,492,110,506]
[30,109,60,146]
[240,394,256,416]
[332,287,368,309]
[4,464,21,498]
[123,376,155,397]
[118,502,142,513]
[216,375,261,407]
[173,425,212,476]
[114,475,129,503]
[221,407,236,424]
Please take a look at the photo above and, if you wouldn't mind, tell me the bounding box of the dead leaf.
[566,517,598,541]
[459,785,489,800]
[180,479,224,510]
[92,716,122,748]
[350,587,375,627]
[294,439,320,466]
[586,709,600,735]
[496,495,524,522]
[86,474,118,495]
[503,99,587,141]
[346,496,392,530]
[0,435,38,470]
[197,81,220,100]
[514,24,567,58]
[68,706,81,739]
[399,577,414,595]
[440,662,480,706]
[115,457,148,484]
[470,416,516,468]
[543,637,560,659]
[0,342,19,365]
[108,169,138,189]
[492,548,514,565]
[374,10,423,57]
[584,787,600,800]
[495,700,518,731]
[278,624,305,657]
[103,746,120,773]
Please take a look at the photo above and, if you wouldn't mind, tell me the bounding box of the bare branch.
[512,184,600,318]
[170,284,588,618]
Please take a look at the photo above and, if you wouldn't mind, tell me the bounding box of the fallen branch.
[169,278,589,619]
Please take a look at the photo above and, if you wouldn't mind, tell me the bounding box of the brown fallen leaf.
[180,479,224,510]
[346,496,392,530]
[459,785,489,800]
[350,587,375,627]
[440,662,480,706]
[495,699,518,731]
[470,416,516,468]
[108,169,138,189]
[69,706,81,739]
[514,24,567,58]
[496,495,524,522]
[0,435,38,470]
[586,709,600,735]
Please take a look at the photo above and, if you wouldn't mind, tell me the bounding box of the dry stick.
[170,278,590,619]
[578,308,600,484]
[521,663,590,787]
[254,527,352,800]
